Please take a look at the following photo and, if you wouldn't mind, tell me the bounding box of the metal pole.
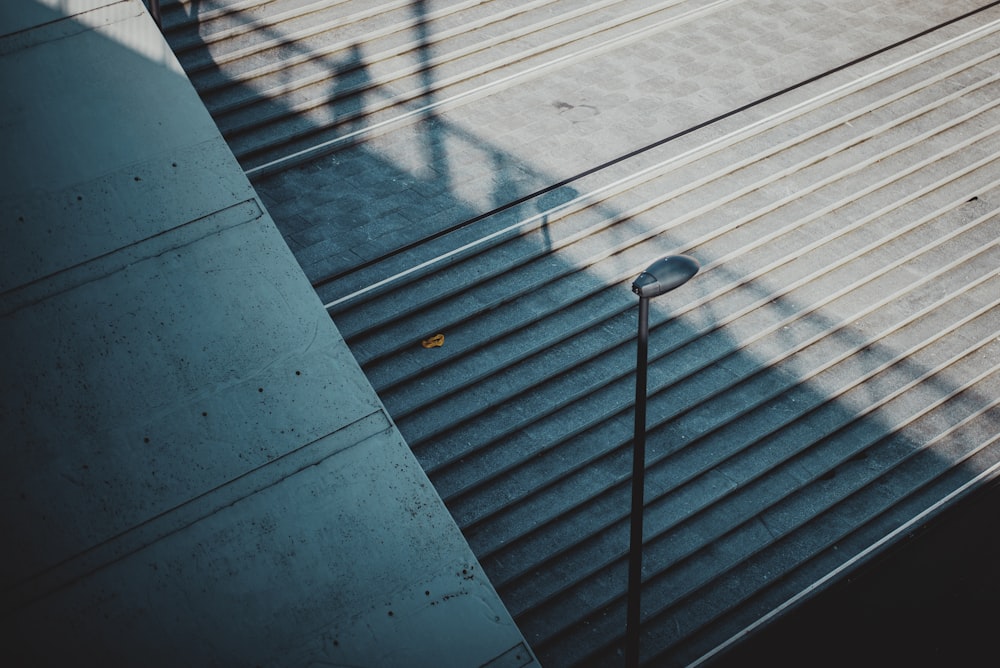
[625,295,650,668]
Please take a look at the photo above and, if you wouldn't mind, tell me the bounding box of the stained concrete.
[0,2,534,666]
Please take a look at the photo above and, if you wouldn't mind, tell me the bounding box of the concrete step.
[319,18,1000,308]
[553,382,1000,666]
[168,0,738,172]
[421,181,1000,516]
[335,46,1000,415]
[163,1,1000,665]
[389,129,1000,457]
[326,16,1000,664]
[424,189,1000,549]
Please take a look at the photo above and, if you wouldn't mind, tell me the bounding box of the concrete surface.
[177,1,1000,664]
[0,2,534,666]
[247,0,991,288]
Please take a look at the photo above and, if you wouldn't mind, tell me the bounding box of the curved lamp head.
[631,255,699,298]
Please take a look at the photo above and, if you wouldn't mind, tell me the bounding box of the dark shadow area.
[712,477,1000,667]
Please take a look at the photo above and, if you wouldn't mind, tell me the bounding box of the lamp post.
[626,255,699,668]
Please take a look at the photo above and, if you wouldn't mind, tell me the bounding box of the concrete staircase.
[162,1,1000,665]
[164,0,740,175]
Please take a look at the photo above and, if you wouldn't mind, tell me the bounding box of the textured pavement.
[251,0,990,289]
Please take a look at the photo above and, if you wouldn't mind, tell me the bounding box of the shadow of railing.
[157,1,1000,665]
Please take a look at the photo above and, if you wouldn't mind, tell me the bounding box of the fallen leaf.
[421,333,445,349]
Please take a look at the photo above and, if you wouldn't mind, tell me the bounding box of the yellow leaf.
[421,333,445,349]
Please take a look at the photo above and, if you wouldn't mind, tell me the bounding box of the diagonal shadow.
[159,1,1000,665]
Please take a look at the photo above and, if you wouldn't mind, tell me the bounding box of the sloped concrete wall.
[0,2,534,666]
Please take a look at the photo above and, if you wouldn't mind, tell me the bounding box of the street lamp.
[626,254,699,668]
